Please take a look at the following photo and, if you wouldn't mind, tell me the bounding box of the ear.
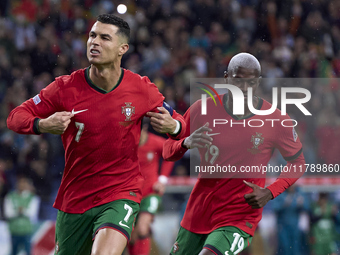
[118,43,129,56]
[224,71,228,83]
[255,76,262,87]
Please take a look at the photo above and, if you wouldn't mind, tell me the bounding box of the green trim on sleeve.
[33,118,41,135]
[169,120,182,136]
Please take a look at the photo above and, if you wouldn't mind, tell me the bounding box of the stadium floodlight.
[117,4,127,14]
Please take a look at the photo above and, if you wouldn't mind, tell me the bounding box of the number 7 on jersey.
[75,122,85,142]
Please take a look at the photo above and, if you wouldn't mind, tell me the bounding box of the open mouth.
[90,49,100,55]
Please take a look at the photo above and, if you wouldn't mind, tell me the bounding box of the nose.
[90,36,99,46]
[239,81,249,94]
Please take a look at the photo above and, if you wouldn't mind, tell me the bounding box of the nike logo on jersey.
[119,221,130,229]
[206,132,220,137]
[71,109,88,115]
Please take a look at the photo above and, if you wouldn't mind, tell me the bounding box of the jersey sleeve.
[267,152,306,198]
[153,135,175,176]
[162,108,191,161]
[143,76,165,113]
[267,116,306,198]
[162,99,204,161]
[273,117,303,161]
[143,76,186,139]
[7,80,61,134]
[160,159,175,176]
[168,109,186,139]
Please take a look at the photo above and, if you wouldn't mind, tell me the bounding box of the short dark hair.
[227,52,261,76]
[97,14,130,42]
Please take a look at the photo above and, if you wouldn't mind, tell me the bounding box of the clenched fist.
[147,107,177,134]
[38,111,74,135]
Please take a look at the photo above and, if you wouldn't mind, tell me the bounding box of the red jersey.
[163,94,305,235]
[138,133,174,197]
[7,67,185,213]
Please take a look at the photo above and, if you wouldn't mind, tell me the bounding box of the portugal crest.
[122,102,135,121]
[247,132,264,154]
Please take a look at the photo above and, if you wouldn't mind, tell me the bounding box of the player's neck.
[227,94,259,118]
[89,64,122,92]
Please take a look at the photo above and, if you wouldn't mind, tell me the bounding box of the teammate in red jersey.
[163,53,306,255]
[128,121,174,255]
[7,14,185,255]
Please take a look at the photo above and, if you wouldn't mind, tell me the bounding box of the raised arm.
[7,80,72,135]
[147,102,186,139]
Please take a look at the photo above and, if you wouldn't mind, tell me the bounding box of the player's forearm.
[37,118,49,133]
[168,110,186,139]
[163,109,190,160]
[162,137,188,161]
[168,119,180,134]
[267,152,306,198]
[7,105,40,135]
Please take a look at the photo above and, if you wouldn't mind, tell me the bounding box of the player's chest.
[62,91,147,126]
[197,118,277,156]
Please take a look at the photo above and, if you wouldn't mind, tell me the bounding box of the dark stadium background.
[0,0,340,254]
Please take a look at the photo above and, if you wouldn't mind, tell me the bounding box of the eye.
[234,79,242,85]
[250,80,258,86]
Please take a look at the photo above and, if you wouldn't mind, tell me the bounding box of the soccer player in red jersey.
[163,53,306,255]
[128,121,174,255]
[7,14,185,255]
